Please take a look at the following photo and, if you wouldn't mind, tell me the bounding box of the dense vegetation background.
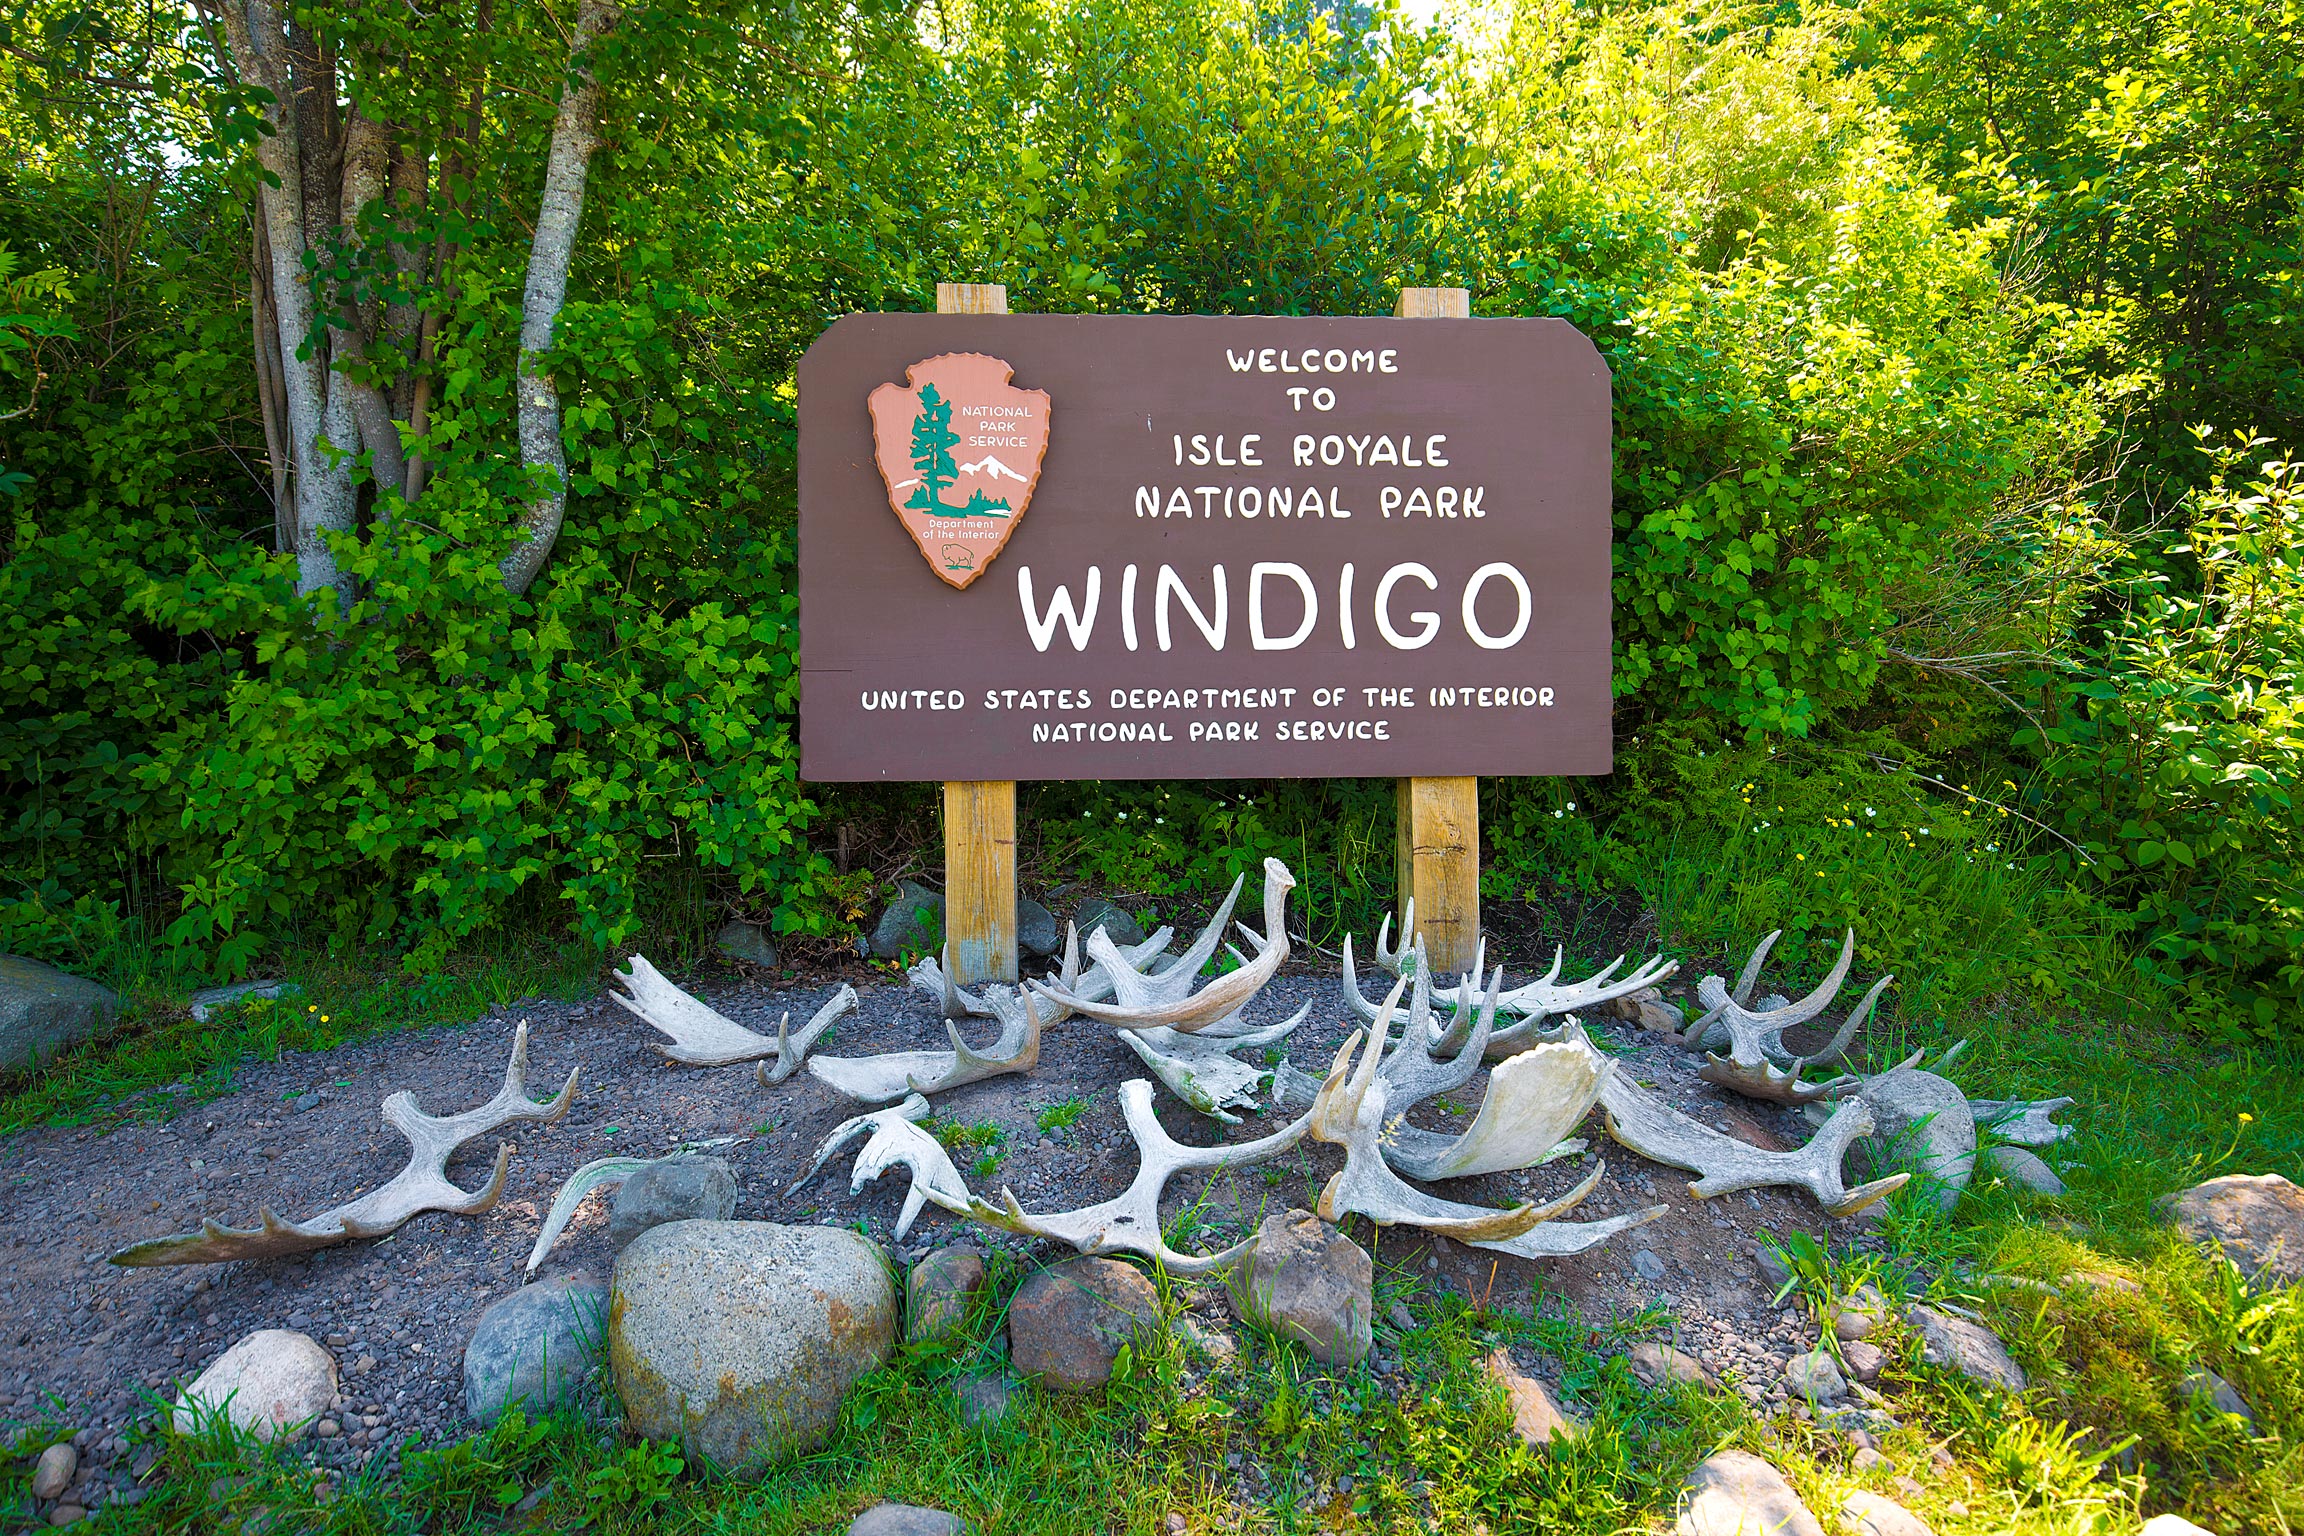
[1,0,2298,1034]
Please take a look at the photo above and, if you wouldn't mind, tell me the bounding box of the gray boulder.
[1860,1069,1976,1212]
[871,881,945,960]
[609,1157,737,1252]
[1985,1146,2066,1195]
[610,1221,897,1475]
[1223,1210,1372,1365]
[1630,1341,1715,1390]
[907,1246,987,1342]
[0,954,118,1072]
[463,1273,608,1425]
[1787,1347,1847,1404]
[188,979,300,1023]
[2178,1367,2256,1430]
[1676,1449,1824,1536]
[1008,1257,1161,1392]
[1908,1304,2026,1391]
[2161,1173,2304,1287]
[850,1505,966,1536]
[172,1329,338,1443]
[1072,898,1145,948]
[1016,898,1061,960]
[952,1372,1020,1428]
[1842,1340,1887,1383]
[1830,1284,1888,1341]
[716,920,779,967]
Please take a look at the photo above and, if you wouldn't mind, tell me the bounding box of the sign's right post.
[1394,285,1481,974]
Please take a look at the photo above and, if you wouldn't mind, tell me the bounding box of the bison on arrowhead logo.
[867,352,1050,590]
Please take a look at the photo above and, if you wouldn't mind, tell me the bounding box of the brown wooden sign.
[797,312,1612,782]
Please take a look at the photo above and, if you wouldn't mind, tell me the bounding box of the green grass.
[1035,1097,1090,1133]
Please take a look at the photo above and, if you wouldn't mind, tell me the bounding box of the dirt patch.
[0,952,1870,1512]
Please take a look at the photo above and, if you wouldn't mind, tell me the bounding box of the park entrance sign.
[797,311,1613,783]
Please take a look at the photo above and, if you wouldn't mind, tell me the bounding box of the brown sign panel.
[798,313,1612,782]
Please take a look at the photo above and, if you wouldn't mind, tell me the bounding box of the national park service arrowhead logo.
[867,353,1050,590]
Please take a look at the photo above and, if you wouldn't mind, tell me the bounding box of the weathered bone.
[1970,1096,2075,1146]
[1597,1075,1907,1217]
[1373,897,1420,976]
[1689,930,1884,1103]
[1032,858,1295,1032]
[111,1023,580,1266]
[1383,1022,1612,1181]
[959,1079,1311,1275]
[611,954,857,1071]
[524,1155,652,1277]
[808,985,1043,1102]
[793,1093,972,1240]
[1122,1005,1311,1123]
[1355,925,1678,1056]
[908,950,999,1022]
[1308,993,1546,1242]
[1374,962,1499,1109]
[1049,919,1182,1009]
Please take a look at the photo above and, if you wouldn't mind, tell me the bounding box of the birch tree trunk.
[499,0,621,596]
[336,108,408,506]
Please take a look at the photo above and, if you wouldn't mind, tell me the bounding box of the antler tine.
[1031,860,1295,1033]
[612,953,790,1066]
[1696,928,1856,1037]
[1771,973,1892,1071]
[1169,871,1249,980]
[1374,897,1419,976]
[760,984,860,1086]
[1382,966,1500,1109]
[1598,1076,1907,1217]
[1732,929,1783,1007]
[810,985,1041,1103]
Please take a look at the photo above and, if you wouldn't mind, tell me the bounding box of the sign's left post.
[936,281,1019,985]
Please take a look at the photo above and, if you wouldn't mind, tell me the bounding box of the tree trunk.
[499,0,620,597]
[248,211,291,550]
[336,108,407,507]
[219,0,356,604]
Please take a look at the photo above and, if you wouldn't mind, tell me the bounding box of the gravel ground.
[0,939,1886,1513]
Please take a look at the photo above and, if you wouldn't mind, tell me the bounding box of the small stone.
[2138,1518,2218,1536]
[1787,1348,1848,1404]
[314,1418,341,1439]
[1839,1490,1933,1536]
[1907,1305,2026,1392]
[1830,1285,1888,1341]
[1755,1243,1793,1293]
[1016,898,1061,960]
[1224,1210,1373,1364]
[31,1443,76,1499]
[1008,1256,1162,1392]
[607,1157,738,1252]
[1629,1341,1715,1390]
[953,1373,1019,1429]
[1172,1314,1239,1365]
[1676,1449,1824,1536]
[907,1246,987,1343]
[1842,1340,1887,1383]
[173,1329,339,1442]
[1891,1475,1926,1504]
[186,979,298,1024]
[1387,1302,1415,1333]
[290,1092,326,1113]
[463,1272,609,1427]
[715,919,779,968]
[47,1506,86,1528]
[2160,1174,2304,1288]
[2178,1368,2256,1429]
[848,1503,966,1536]
[871,881,946,959]
[1483,1348,1582,1448]
[1852,1447,1890,1473]
[1633,1249,1667,1282]
[1072,897,1145,948]
[353,1355,377,1375]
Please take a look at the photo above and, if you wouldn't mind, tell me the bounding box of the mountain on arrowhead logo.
[867,352,1050,590]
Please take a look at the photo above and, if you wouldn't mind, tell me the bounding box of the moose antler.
[1970,1096,2075,1146]
[1031,859,1296,1033]
[112,1023,580,1267]
[1598,1075,1907,1217]
[1383,1022,1611,1181]
[611,954,859,1074]
[1691,930,1885,1104]
[959,1079,1311,1275]
[1121,1004,1310,1123]
[794,1093,973,1240]
[808,985,1044,1103]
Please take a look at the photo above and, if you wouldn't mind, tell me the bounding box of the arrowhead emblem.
[867,352,1050,590]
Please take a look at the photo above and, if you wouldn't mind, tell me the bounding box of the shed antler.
[806,983,1044,1102]
[112,1023,579,1267]
[1598,1075,1907,1217]
[612,954,858,1076]
[1031,859,1296,1033]
[793,1093,973,1240]
[1689,929,1885,1104]
[959,1079,1312,1275]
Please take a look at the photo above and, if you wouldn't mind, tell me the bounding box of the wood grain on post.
[1394,285,1481,973]
[937,281,1019,984]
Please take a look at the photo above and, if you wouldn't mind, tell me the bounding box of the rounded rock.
[172,1329,339,1443]
[1008,1256,1161,1392]
[1223,1210,1373,1364]
[463,1272,610,1426]
[1676,1449,1824,1536]
[1907,1304,2026,1392]
[31,1442,75,1500]
[610,1220,897,1475]
[609,1157,739,1252]
[1859,1070,1976,1212]
[1787,1347,1848,1404]
[1840,1490,1934,1536]
[850,1504,966,1536]
[1984,1145,2066,1195]
[907,1246,987,1343]
[2160,1173,2304,1287]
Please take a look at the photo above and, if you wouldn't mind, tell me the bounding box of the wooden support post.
[1394,286,1480,973]
[938,281,1019,985]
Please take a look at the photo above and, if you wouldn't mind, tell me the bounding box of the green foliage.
[2020,439,2304,1031]
[1034,1096,1089,1132]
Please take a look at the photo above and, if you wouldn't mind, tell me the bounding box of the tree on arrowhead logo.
[867,352,1050,590]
